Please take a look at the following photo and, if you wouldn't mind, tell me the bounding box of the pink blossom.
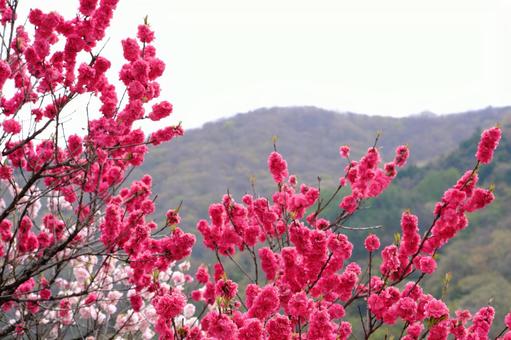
[268,151,289,184]
[214,263,225,281]
[39,288,51,300]
[429,320,449,339]
[215,279,238,300]
[394,145,410,167]
[465,187,495,212]
[400,211,421,256]
[258,247,280,281]
[266,314,291,340]
[191,290,202,302]
[238,318,263,340]
[424,298,449,319]
[406,322,424,338]
[468,306,495,338]
[2,119,21,134]
[153,291,186,319]
[364,234,380,252]
[339,194,358,213]
[505,312,511,329]
[288,291,312,318]
[148,101,173,121]
[0,60,11,90]
[380,245,400,276]
[383,162,397,178]
[202,312,238,339]
[339,145,350,158]
[84,293,98,305]
[137,24,155,43]
[0,164,13,180]
[414,255,437,274]
[195,265,210,284]
[476,126,501,164]
[121,38,140,62]
[79,0,98,16]
[308,309,336,340]
[396,297,417,322]
[339,321,352,340]
[129,294,143,312]
[328,233,353,260]
[151,125,184,145]
[248,285,280,320]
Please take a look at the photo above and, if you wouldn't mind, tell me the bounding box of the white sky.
[28,0,511,129]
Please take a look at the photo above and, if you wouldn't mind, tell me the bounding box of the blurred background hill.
[138,106,511,335]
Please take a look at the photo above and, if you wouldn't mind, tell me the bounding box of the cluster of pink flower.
[0,0,183,189]
[185,126,510,340]
[0,0,196,337]
[367,280,502,339]
[476,126,502,164]
[339,144,408,213]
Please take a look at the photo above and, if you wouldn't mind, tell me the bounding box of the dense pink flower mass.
[2,119,21,134]
[476,126,501,164]
[268,151,289,183]
[191,125,505,339]
[394,145,410,167]
[149,100,173,121]
[339,145,350,158]
[337,144,406,214]
[138,23,155,43]
[364,234,380,252]
[0,1,195,338]
[153,291,187,319]
[0,0,507,338]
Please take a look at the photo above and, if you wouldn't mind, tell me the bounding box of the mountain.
[139,106,509,231]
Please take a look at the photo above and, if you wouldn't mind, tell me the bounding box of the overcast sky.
[32,0,511,129]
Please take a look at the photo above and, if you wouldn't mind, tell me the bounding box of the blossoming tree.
[0,0,196,338]
[0,1,510,340]
[191,127,509,340]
